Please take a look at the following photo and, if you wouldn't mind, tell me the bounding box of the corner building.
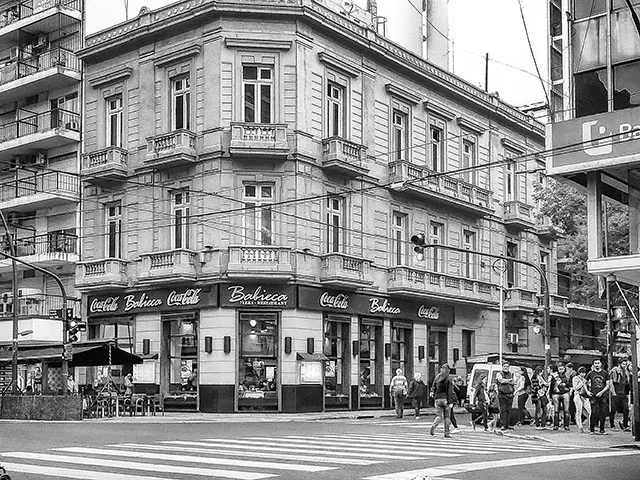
[77,0,558,412]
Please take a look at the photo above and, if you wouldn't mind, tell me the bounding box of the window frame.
[105,201,122,259]
[429,120,446,172]
[462,229,476,279]
[391,212,407,266]
[242,65,274,124]
[106,95,123,148]
[171,75,191,131]
[325,81,345,138]
[429,221,444,272]
[326,196,345,253]
[172,190,191,250]
[392,109,409,161]
[243,183,274,245]
[461,135,477,184]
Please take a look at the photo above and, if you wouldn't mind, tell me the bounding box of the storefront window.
[391,323,413,379]
[614,60,640,110]
[238,312,278,411]
[87,320,134,390]
[169,319,198,392]
[359,321,383,407]
[324,316,350,409]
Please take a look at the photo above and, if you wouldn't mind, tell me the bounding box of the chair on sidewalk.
[126,394,146,416]
[151,394,165,416]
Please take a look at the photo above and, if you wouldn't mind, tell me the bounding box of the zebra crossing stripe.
[0,461,174,480]
[109,442,380,466]
[0,452,274,480]
[54,447,336,472]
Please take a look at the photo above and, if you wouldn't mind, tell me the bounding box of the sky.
[85,0,548,108]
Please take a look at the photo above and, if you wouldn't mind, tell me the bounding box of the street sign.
[492,259,507,275]
[49,308,63,320]
[62,343,73,361]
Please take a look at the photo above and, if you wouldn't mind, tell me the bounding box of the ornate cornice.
[385,83,421,105]
[87,67,133,88]
[153,45,201,67]
[318,51,360,77]
[224,38,292,50]
[424,99,456,120]
[457,116,487,135]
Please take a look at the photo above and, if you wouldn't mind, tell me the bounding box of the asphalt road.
[1,417,639,480]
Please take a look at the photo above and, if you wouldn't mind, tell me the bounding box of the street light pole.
[0,210,20,394]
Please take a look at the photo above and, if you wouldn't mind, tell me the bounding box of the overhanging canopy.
[0,341,143,367]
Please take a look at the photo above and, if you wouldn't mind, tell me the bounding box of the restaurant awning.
[0,341,143,366]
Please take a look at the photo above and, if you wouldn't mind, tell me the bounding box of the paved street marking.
[363,450,640,480]
[0,462,175,480]
[0,452,274,480]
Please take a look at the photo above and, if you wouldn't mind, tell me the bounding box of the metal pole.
[631,319,640,441]
[0,210,20,394]
[499,268,504,364]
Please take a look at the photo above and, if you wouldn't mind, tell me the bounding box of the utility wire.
[516,0,550,106]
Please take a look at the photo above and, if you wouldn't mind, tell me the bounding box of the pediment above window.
[501,137,527,153]
[153,45,201,68]
[225,38,292,50]
[88,67,133,89]
[424,99,456,119]
[457,116,486,134]
[318,51,360,77]
[385,83,421,105]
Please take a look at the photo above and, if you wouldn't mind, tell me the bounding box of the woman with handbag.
[390,368,409,419]
[531,366,549,430]
[572,366,592,433]
[471,376,489,431]
[407,372,427,419]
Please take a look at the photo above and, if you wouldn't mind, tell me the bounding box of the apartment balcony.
[82,147,128,183]
[0,48,81,104]
[321,136,369,177]
[0,1,82,45]
[0,109,80,159]
[75,258,129,291]
[388,266,497,306]
[538,293,569,316]
[144,129,197,169]
[0,170,79,211]
[226,245,293,281]
[319,253,373,288]
[0,293,70,344]
[503,287,537,311]
[536,215,560,239]
[503,200,534,229]
[0,231,78,273]
[588,253,640,287]
[388,161,493,216]
[138,249,198,283]
[229,122,289,158]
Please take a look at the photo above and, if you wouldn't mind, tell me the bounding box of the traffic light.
[410,233,427,261]
[533,306,545,324]
[67,318,79,343]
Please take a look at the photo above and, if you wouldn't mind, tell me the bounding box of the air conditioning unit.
[9,156,20,170]
[9,47,19,60]
[6,212,21,224]
[507,333,519,344]
[33,151,47,166]
[65,121,79,131]
[32,35,48,50]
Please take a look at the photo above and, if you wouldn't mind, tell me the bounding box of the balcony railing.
[229,122,289,157]
[145,129,196,167]
[1,231,76,257]
[0,47,80,88]
[138,249,198,281]
[504,287,537,309]
[76,258,128,289]
[321,136,369,176]
[320,252,373,288]
[389,161,493,215]
[0,108,80,144]
[82,146,128,181]
[0,171,79,203]
[0,0,81,28]
[503,200,534,228]
[225,245,293,279]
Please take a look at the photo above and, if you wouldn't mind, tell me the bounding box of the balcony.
[588,253,640,287]
[388,266,497,306]
[503,288,537,311]
[0,1,82,46]
[0,231,77,273]
[0,170,79,211]
[0,48,81,104]
[538,293,569,316]
[82,147,128,183]
[0,293,70,344]
[75,259,129,290]
[138,249,198,283]
[321,137,369,177]
[503,200,534,229]
[319,252,373,288]
[0,108,80,158]
[144,130,197,169]
[389,161,493,216]
[229,122,289,158]
[226,245,293,281]
[536,215,560,239]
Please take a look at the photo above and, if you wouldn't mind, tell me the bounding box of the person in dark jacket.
[407,372,427,419]
[550,362,571,430]
[471,375,489,431]
[430,364,453,437]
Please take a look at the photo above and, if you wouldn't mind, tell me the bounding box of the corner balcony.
[588,253,640,287]
[82,147,128,183]
[138,249,198,283]
[226,245,293,281]
[319,252,373,288]
[0,108,80,158]
[536,215,560,239]
[388,266,497,306]
[389,161,493,216]
[229,122,289,158]
[144,130,197,169]
[321,137,369,177]
[0,1,82,44]
[0,48,81,104]
[503,288,537,311]
[503,200,534,229]
[550,294,569,316]
[0,171,79,211]
[75,259,129,291]
[0,294,69,344]
[0,231,78,273]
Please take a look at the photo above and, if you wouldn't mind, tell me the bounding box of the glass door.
[359,319,383,409]
[161,316,198,410]
[323,315,350,410]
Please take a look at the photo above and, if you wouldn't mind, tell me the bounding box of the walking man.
[585,358,610,435]
[609,358,631,432]
[407,372,427,419]
[495,360,515,431]
[390,368,408,419]
[430,364,453,437]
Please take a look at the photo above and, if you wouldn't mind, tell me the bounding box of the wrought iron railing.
[1,231,77,257]
[0,171,79,202]
[0,108,80,144]
[0,47,80,87]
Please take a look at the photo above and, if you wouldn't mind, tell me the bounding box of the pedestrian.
[495,360,516,431]
[609,358,631,432]
[531,366,549,430]
[124,373,134,398]
[565,362,577,425]
[407,372,427,419]
[585,358,610,435]
[390,368,408,419]
[430,364,453,437]
[449,376,460,432]
[545,364,555,426]
[471,375,489,431]
[551,362,571,430]
[513,366,531,426]
[572,366,592,433]
[487,383,500,433]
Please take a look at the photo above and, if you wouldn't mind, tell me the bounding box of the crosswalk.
[0,429,582,480]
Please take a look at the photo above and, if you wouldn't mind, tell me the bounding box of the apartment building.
[0,0,83,392]
[76,0,559,413]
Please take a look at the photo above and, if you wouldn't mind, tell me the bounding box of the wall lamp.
[204,336,213,354]
[418,345,425,361]
[223,336,231,354]
[384,343,391,359]
[284,336,292,354]
[352,340,359,356]
[307,337,314,355]
[143,338,150,355]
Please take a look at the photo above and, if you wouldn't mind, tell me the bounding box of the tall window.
[391,323,412,379]
[326,82,344,138]
[243,66,273,123]
[107,95,123,147]
[105,202,122,258]
[463,230,476,279]
[506,241,518,288]
[505,161,516,201]
[326,196,344,253]
[430,221,444,272]
[392,110,408,161]
[462,329,475,358]
[171,77,191,130]
[392,212,406,266]
[462,138,476,183]
[324,316,350,409]
[172,191,190,249]
[430,124,444,171]
[243,184,273,245]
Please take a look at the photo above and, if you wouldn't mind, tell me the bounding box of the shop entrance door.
[428,326,448,398]
[323,314,350,410]
[161,314,198,411]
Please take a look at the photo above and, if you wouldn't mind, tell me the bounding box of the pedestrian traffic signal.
[65,307,74,321]
[533,306,545,323]
[67,318,79,343]
[410,233,427,261]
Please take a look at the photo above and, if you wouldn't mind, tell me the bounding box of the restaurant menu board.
[300,361,322,383]
[133,360,156,384]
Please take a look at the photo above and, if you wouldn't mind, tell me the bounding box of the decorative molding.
[501,137,527,153]
[88,67,133,88]
[153,45,201,67]
[423,99,456,120]
[318,51,360,77]
[457,116,487,134]
[224,37,292,50]
[385,83,421,105]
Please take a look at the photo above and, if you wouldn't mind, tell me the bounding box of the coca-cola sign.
[319,292,349,310]
[88,287,217,316]
[220,284,296,308]
[418,305,440,320]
